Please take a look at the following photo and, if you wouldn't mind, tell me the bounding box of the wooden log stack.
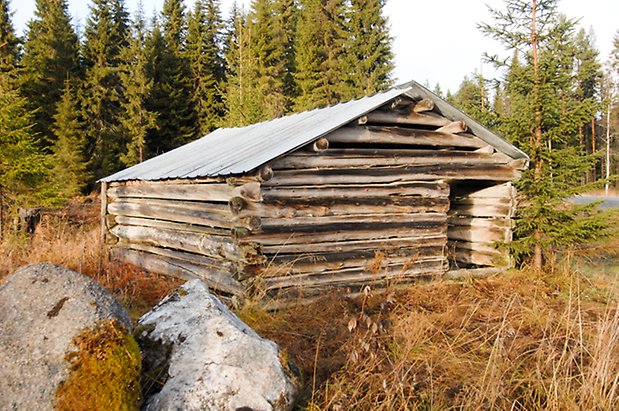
[104,96,523,302]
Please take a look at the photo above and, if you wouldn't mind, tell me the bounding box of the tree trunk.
[531,0,543,272]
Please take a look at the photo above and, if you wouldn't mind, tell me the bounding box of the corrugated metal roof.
[102,80,528,182]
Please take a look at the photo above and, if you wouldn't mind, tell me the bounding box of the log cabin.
[101,80,529,303]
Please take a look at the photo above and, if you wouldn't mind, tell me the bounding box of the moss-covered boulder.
[0,263,140,410]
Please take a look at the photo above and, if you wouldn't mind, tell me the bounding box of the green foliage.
[186,0,225,135]
[55,319,141,411]
[345,0,394,96]
[481,0,610,267]
[20,0,81,147]
[0,88,50,208]
[119,2,158,166]
[449,73,497,129]
[147,0,198,153]
[81,0,130,181]
[294,0,350,111]
[222,5,264,126]
[0,0,18,87]
[50,81,90,199]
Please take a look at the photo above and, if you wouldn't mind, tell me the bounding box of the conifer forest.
[0,0,618,267]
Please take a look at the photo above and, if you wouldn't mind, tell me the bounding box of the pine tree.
[81,0,130,181]
[147,0,198,154]
[294,0,350,111]
[119,2,158,166]
[50,80,89,198]
[481,0,609,269]
[345,0,394,96]
[186,0,225,135]
[20,0,81,147]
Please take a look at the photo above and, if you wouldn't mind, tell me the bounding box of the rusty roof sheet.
[102,80,528,182]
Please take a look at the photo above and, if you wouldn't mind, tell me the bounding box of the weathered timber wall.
[447,182,516,268]
[105,177,264,297]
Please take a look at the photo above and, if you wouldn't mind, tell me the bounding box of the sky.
[10,0,619,94]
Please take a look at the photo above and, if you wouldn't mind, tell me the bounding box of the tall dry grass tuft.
[0,202,181,319]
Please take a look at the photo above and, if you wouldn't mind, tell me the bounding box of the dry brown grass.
[242,268,618,410]
[0,200,181,320]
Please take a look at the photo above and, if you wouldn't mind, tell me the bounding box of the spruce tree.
[81,0,130,181]
[20,0,81,147]
[119,2,158,166]
[248,0,296,119]
[0,1,51,217]
[573,28,602,181]
[481,0,609,269]
[345,0,394,96]
[0,0,19,89]
[222,4,264,126]
[50,80,89,198]
[186,0,225,135]
[450,73,495,128]
[147,0,197,154]
[294,0,350,111]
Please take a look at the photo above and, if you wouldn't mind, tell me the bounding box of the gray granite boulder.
[0,263,132,410]
[139,279,297,411]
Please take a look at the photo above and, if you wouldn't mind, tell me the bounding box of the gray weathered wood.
[107,181,262,203]
[327,126,488,149]
[110,224,264,264]
[260,234,447,254]
[363,110,451,127]
[111,247,243,296]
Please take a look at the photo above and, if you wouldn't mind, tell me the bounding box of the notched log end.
[229,196,247,214]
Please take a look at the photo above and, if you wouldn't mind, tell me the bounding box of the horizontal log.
[110,248,243,296]
[262,257,447,290]
[108,199,239,230]
[260,246,445,277]
[447,240,504,255]
[263,164,519,186]
[449,203,513,218]
[107,181,262,203]
[269,151,511,170]
[260,212,446,230]
[242,224,447,245]
[452,182,514,199]
[448,216,512,229]
[113,215,230,236]
[263,274,437,307]
[110,224,264,264]
[263,181,449,202]
[232,198,450,219]
[260,234,447,254]
[450,249,509,268]
[448,225,510,242]
[436,121,467,134]
[364,110,451,127]
[115,242,239,274]
[327,126,487,149]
